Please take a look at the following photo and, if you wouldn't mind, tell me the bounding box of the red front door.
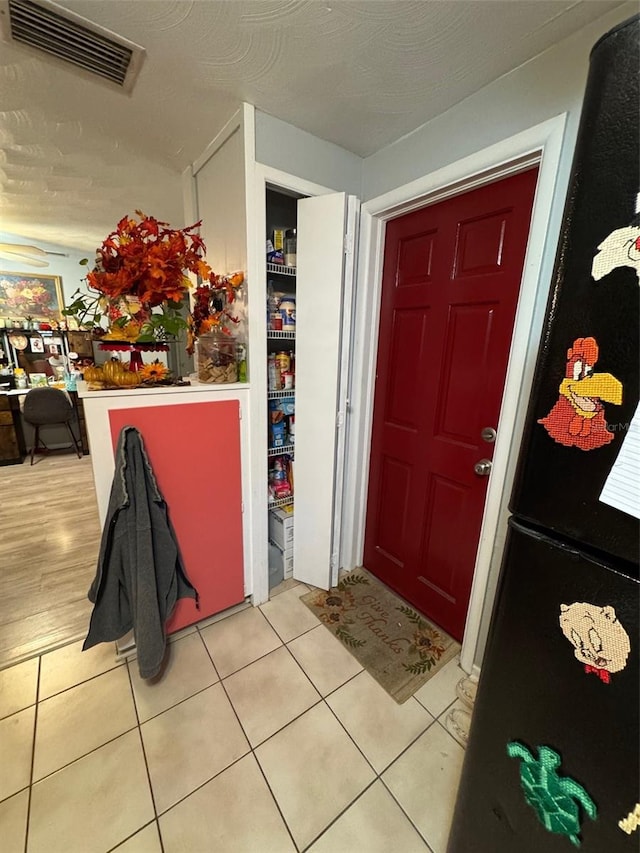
[363,169,538,641]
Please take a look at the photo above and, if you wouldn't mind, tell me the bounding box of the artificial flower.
[62,212,244,351]
[186,273,243,355]
[86,211,207,307]
[138,360,170,383]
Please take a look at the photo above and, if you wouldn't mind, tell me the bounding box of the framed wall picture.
[30,336,45,353]
[0,272,64,321]
[66,330,94,358]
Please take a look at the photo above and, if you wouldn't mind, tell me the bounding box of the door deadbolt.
[474,459,493,476]
[481,427,497,443]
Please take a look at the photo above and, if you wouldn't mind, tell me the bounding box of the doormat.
[300,568,460,703]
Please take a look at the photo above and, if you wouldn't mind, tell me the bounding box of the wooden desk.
[0,394,24,465]
[0,388,89,462]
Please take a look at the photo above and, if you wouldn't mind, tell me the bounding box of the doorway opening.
[342,114,568,673]
[362,168,539,642]
[0,452,101,668]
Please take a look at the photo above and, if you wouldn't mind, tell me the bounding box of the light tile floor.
[0,580,469,853]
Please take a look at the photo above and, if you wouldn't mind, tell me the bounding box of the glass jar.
[284,228,297,268]
[197,332,238,383]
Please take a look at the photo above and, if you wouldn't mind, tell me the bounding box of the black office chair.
[23,387,82,465]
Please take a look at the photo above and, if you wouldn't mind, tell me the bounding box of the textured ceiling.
[0,0,623,252]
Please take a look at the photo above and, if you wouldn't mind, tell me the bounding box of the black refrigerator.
[448,15,639,853]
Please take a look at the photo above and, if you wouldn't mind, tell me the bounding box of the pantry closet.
[187,105,360,606]
[264,187,359,594]
[265,188,299,587]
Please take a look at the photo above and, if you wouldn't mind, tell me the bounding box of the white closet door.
[330,194,360,587]
[293,192,358,590]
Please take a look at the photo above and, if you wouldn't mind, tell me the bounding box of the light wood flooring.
[0,453,101,669]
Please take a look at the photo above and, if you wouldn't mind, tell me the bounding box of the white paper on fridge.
[599,403,640,519]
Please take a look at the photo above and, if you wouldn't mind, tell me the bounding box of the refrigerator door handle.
[474,458,492,476]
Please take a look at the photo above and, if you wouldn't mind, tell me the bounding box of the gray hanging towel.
[83,425,198,678]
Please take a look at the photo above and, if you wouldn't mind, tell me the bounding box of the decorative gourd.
[83,365,103,382]
[114,371,141,388]
[102,359,126,384]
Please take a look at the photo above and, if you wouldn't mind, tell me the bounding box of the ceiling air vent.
[0,0,145,92]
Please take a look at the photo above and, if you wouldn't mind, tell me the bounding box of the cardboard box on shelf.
[269,507,294,551]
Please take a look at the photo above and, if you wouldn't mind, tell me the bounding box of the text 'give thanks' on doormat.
[300,569,460,703]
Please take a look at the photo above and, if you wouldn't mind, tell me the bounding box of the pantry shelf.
[268,389,295,400]
[267,262,297,277]
[267,330,295,340]
[268,444,294,457]
[269,496,294,509]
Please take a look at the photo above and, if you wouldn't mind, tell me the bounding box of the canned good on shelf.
[282,371,294,390]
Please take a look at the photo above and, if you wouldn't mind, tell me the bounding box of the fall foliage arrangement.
[63,211,244,347]
[186,272,244,355]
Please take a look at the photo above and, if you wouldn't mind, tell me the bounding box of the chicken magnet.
[538,337,622,450]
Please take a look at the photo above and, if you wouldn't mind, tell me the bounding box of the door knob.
[474,458,492,476]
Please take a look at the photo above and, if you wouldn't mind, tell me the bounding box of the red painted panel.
[436,303,497,444]
[419,474,470,601]
[455,211,507,276]
[364,168,538,640]
[385,308,429,430]
[375,455,411,566]
[108,401,244,634]
[397,230,436,286]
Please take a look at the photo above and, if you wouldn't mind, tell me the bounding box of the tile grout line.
[299,777,380,853]
[198,609,285,679]
[435,713,470,750]
[258,604,320,646]
[22,654,41,853]
[19,628,291,830]
[252,753,302,853]
[378,772,436,851]
[125,662,166,853]
[29,723,141,786]
[35,659,124,705]
[377,704,467,850]
[298,696,437,851]
[6,665,445,837]
[196,624,301,853]
[317,673,447,851]
[7,598,457,851]
[133,676,220,726]
[153,753,251,821]
[105,819,159,853]
[200,610,440,849]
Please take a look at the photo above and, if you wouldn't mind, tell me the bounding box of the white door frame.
[341,114,568,675]
[246,164,336,605]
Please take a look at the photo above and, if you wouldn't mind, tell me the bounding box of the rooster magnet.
[538,337,623,450]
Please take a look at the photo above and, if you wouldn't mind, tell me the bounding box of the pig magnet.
[559,601,631,684]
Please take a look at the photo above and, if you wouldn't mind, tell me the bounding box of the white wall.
[194,118,248,276]
[255,111,362,196]
[362,3,636,202]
